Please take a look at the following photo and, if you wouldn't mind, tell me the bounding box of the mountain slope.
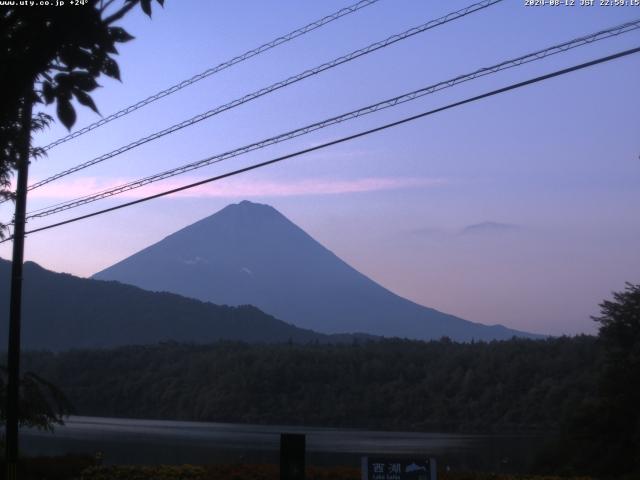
[0,259,332,351]
[93,201,539,341]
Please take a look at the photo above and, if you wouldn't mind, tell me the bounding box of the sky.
[1,0,639,336]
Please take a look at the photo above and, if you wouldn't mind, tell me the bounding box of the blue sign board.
[361,457,436,480]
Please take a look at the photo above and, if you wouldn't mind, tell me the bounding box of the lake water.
[21,416,546,473]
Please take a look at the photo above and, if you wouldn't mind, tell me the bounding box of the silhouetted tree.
[0,0,164,233]
[541,283,640,477]
[0,366,73,432]
[0,0,165,444]
[590,282,640,476]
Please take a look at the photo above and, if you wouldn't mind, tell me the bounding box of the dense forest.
[22,336,598,433]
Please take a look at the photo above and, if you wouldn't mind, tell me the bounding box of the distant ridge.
[0,258,351,351]
[94,201,541,341]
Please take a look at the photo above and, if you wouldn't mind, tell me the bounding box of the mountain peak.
[238,199,265,207]
[233,199,272,210]
[202,200,283,224]
[93,202,541,341]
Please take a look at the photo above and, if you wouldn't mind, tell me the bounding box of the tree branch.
[103,1,137,25]
[100,0,118,14]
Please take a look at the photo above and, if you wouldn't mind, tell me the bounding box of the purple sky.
[2,0,639,336]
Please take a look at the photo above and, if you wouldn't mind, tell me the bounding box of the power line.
[25,19,640,220]
[26,18,638,217]
[27,0,504,192]
[8,45,638,243]
[40,0,382,152]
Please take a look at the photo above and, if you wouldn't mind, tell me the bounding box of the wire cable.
[6,45,637,243]
[25,18,640,220]
[28,0,504,192]
[41,0,382,152]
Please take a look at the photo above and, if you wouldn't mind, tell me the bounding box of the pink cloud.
[28,176,448,200]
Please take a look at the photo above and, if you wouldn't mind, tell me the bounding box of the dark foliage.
[589,283,640,476]
[0,454,96,480]
[0,366,73,432]
[536,283,640,478]
[21,336,598,433]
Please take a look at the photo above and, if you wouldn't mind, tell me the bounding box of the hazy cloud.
[461,221,521,235]
[28,176,448,200]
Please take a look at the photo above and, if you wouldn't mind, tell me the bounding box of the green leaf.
[141,0,152,17]
[56,97,76,130]
[109,26,135,43]
[42,81,55,104]
[104,43,119,55]
[59,47,94,71]
[70,71,99,92]
[53,73,71,88]
[72,89,100,114]
[101,57,121,81]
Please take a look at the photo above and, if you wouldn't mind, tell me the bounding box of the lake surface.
[21,416,546,473]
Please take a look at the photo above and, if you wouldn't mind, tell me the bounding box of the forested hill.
[22,336,598,433]
[0,259,340,350]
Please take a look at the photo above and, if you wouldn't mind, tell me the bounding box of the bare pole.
[5,91,33,480]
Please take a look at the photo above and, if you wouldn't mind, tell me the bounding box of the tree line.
[21,336,598,433]
[6,283,639,477]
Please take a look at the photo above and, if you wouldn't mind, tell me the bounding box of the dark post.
[280,433,305,480]
[5,93,33,480]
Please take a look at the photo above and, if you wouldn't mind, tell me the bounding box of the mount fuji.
[93,201,539,341]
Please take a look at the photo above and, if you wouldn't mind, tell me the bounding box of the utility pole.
[5,92,33,480]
